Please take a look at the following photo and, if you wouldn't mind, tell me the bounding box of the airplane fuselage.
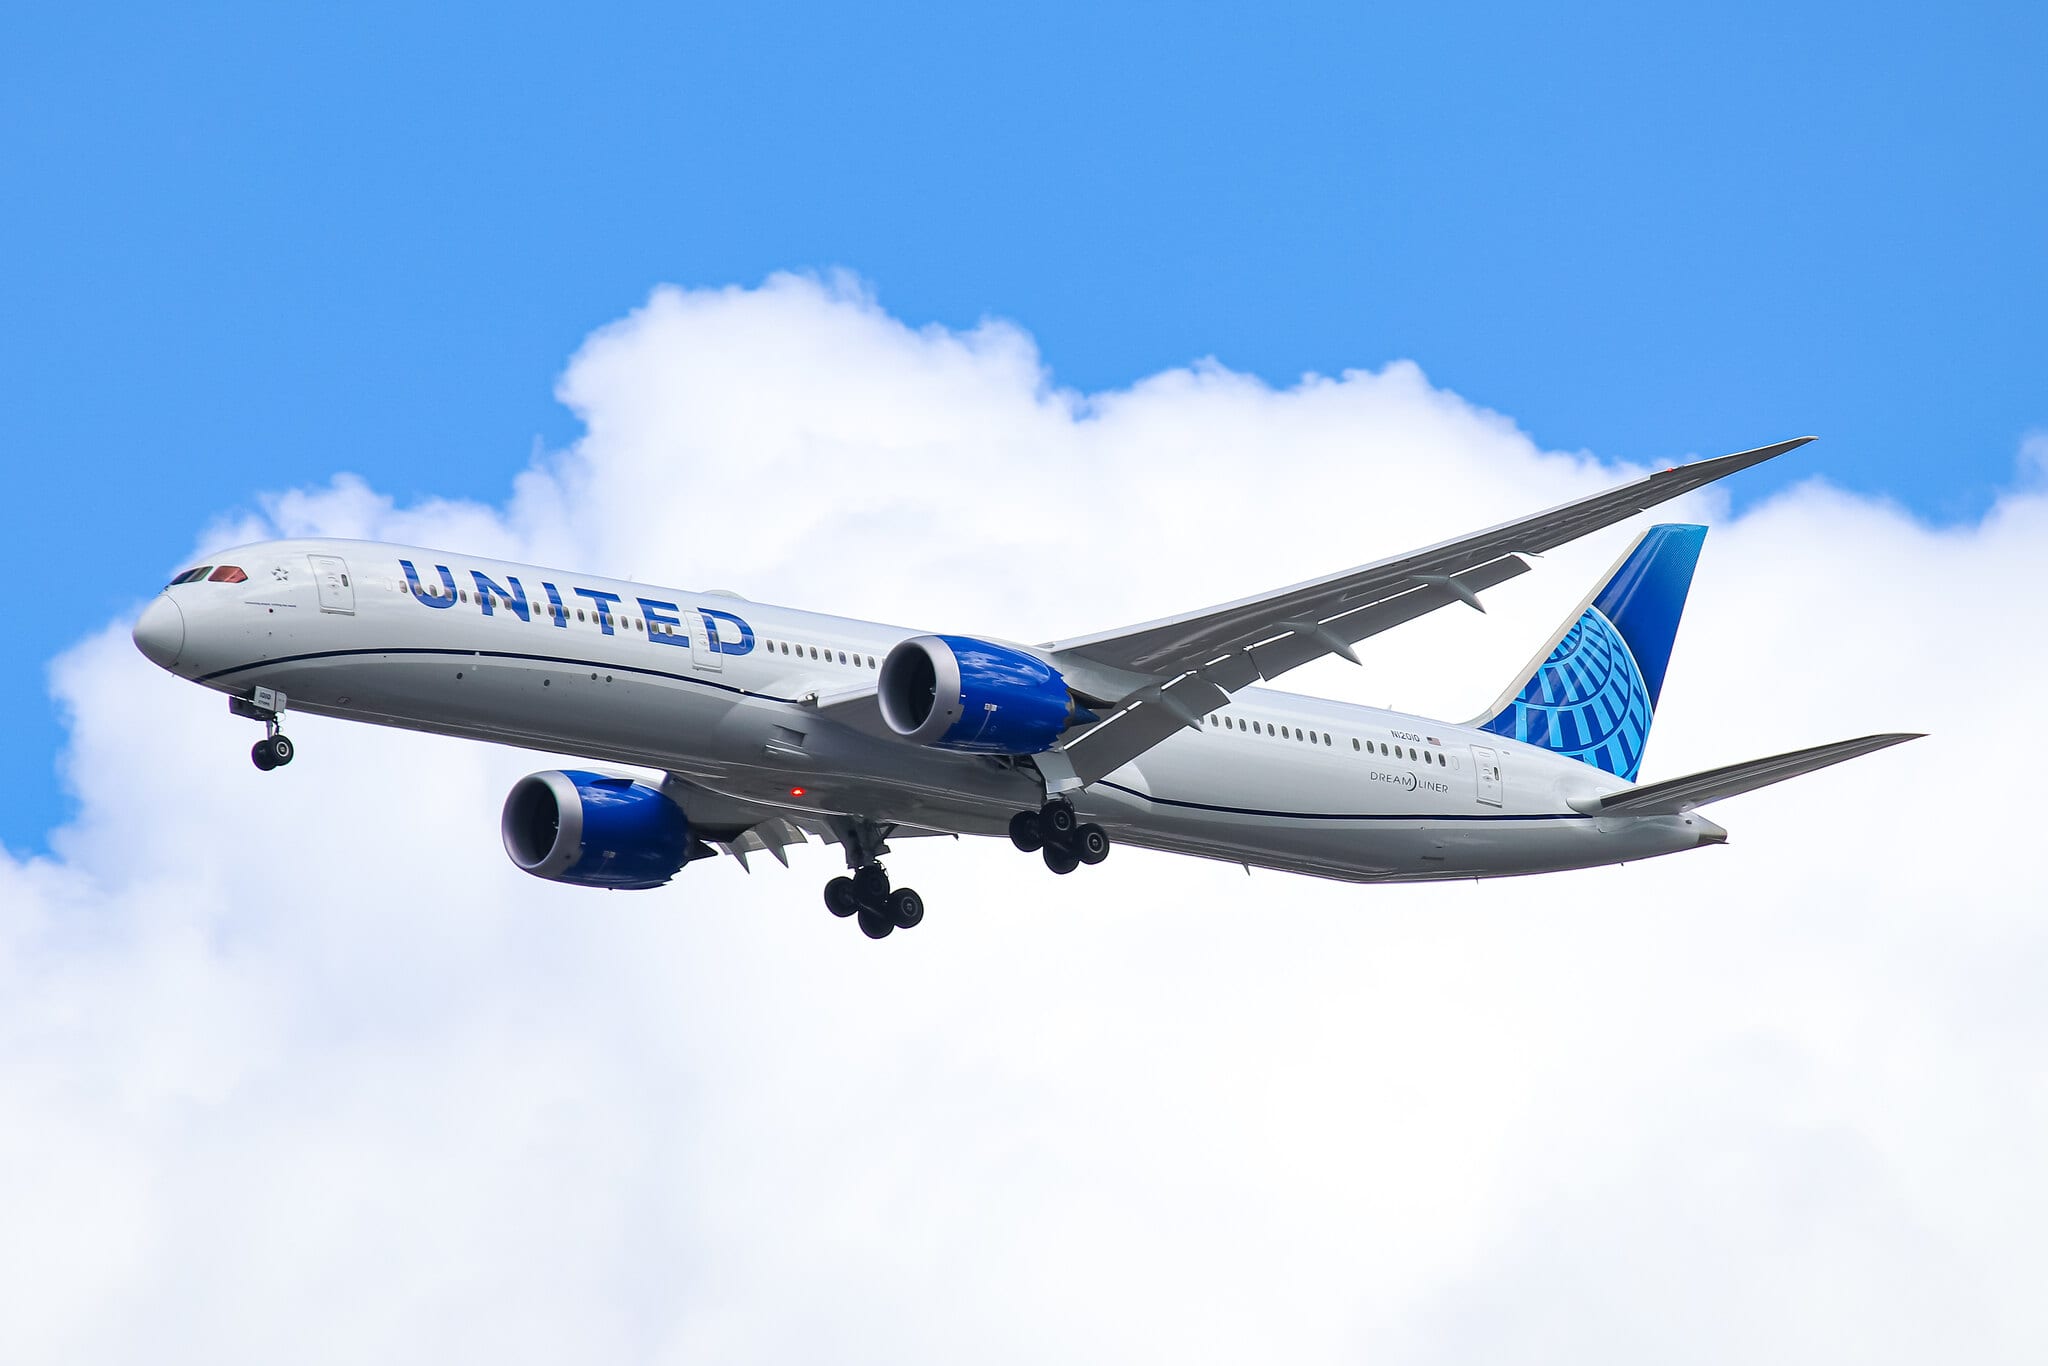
[134,538,1724,883]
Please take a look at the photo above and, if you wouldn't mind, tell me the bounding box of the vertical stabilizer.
[1471,524,1707,780]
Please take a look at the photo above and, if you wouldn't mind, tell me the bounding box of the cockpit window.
[169,567,212,585]
[208,565,248,583]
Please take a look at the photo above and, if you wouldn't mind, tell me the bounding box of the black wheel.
[1043,843,1080,875]
[251,739,277,771]
[1076,823,1110,866]
[1008,810,1044,852]
[889,887,925,929]
[268,735,294,766]
[853,864,891,901]
[824,877,860,918]
[1042,800,1077,837]
[857,904,894,939]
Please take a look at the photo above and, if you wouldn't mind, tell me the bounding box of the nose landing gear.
[1009,798,1110,875]
[231,689,295,771]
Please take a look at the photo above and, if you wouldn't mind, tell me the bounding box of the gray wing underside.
[1047,437,1813,785]
[659,770,948,872]
[710,814,951,871]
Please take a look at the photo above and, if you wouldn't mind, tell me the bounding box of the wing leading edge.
[1047,436,1814,785]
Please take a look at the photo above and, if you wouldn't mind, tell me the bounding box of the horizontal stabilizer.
[1573,732,1923,816]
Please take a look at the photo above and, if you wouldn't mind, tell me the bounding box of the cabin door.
[309,555,355,614]
[689,609,723,672]
[1471,745,1504,806]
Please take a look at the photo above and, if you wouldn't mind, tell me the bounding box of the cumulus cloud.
[4,273,2043,1363]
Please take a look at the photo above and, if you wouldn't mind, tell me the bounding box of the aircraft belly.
[1084,730,1676,882]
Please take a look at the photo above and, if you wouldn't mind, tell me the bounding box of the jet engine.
[501,770,699,889]
[878,634,1094,755]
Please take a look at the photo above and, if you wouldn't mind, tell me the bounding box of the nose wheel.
[233,689,296,772]
[250,734,295,771]
[1010,798,1109,875]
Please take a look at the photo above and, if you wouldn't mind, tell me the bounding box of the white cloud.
[5,273,2043,1363]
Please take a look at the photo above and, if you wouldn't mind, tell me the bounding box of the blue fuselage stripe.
[194,646,802,704]
[1095,781,1587,824]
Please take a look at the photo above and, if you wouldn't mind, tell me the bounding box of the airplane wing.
[1571,733,1922,817]
[1046,436,1813,785]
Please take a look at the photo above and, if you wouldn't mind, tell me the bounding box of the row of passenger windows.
[1210,714,1336,746]
[400,582,879,664]
[1204,713,1454,765]
[403,581,680,633]
[761,640,878,669]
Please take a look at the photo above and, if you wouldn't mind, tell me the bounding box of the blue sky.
[4,0,2043,850]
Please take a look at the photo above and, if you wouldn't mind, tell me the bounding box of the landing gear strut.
[822,819,925,939]
[1010,797,1110,875]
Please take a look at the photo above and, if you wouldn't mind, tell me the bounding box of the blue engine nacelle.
[878,634,1090,755]
[500,770,699,890]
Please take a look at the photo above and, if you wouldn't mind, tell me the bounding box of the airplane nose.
[133,594,185,670]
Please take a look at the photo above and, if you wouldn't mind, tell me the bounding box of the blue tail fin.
[1473,524,1707,780]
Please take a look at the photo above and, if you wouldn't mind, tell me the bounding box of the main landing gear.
[822,820,924,940]
[231,688,295,771]
[1008,797,1110,876]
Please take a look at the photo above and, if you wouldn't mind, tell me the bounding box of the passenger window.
[1352,738,1360,750]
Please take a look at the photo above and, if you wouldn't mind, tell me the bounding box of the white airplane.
[133,437,1917,938]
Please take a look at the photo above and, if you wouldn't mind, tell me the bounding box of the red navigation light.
[790,786,807,798]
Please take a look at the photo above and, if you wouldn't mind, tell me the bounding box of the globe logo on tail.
[1479,605,1653,780]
